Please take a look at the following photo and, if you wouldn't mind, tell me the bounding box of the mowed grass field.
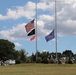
[0,64,76,75]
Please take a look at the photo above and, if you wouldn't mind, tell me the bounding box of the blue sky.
[0,0,76,55]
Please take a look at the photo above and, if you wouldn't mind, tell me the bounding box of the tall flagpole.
[35,3,38,62]
[55,0,58,63]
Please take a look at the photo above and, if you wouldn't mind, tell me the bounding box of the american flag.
[25,19,34,33]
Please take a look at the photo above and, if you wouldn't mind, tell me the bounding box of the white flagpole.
[35,3,38,62]
[55,0,58,63]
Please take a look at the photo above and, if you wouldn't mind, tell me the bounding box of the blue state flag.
[45,30,55,42]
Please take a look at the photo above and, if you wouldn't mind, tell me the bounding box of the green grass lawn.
[0,64,76,75]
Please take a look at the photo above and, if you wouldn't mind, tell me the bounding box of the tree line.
[0,39,76,64]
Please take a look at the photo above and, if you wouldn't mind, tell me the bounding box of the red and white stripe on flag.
[25,20,34,33]
[30,36,36,41]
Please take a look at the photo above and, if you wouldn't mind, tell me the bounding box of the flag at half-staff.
[25,19,35,36]
[45,29,55,42]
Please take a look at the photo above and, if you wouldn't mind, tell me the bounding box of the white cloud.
[39,0,76,36]
[0,1,55,20]
[14,42,22,46]
[0,0,76,39]
[0,20,47,40]
[0,23,26,40]
[38,15,55,35]
[58,20,76,36]
[0,1,36,20]
[42,50,48,52]
[37,20,46,36]
[39,15,54,21]
[37,2,54,11]
[0,20,46,40]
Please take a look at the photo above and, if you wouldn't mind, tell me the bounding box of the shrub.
[42,58,49,64]
[16,60,21,64]
[36,57,42,63]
